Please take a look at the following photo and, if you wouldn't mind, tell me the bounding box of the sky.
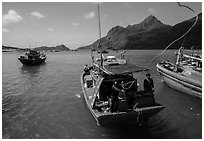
[2,2,202,49]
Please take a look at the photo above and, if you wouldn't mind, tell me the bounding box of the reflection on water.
[20,63,46,77]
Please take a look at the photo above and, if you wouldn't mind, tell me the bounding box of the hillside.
[2,44,71,52]
[33,44,70,51]
[2,46,20,50]
[78,13,202,50]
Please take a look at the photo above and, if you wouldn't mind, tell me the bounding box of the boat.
[104,55,127,66]
[81,61,165,126]
[18,50,46,65]
[156,47,202,98]
[95,55,127,66]
[81,3,164,126]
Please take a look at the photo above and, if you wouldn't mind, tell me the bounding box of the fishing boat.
[81,61,165,126]
[18,50,46,65]
[156,47,202,98]
[81,3,164,126]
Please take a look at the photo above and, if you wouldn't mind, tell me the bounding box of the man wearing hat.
[143,73,154,94]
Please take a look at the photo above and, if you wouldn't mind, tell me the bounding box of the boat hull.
[18,57,46,65]
[96,105,164,125]
[156,63,202,98]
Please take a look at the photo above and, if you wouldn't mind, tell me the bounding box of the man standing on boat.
[144,73,154,94]
[111,81,124,112]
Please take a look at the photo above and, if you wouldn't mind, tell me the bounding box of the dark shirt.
[144,78,154,93]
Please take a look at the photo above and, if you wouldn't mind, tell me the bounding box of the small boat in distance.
[156,47,202,98]
[104,55,123,66]
[95,55,127,66]
[18,50,46,65]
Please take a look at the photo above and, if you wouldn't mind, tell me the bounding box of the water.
[2,50,202,139]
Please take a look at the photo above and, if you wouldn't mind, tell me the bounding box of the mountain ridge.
[2,44,71,51]
[78,13,202,50]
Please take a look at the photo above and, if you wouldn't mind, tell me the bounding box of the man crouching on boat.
[111,81,125,112]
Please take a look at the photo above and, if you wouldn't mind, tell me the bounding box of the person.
[143,73,154,94]
[84,64,90,75]
[111,81,124,112]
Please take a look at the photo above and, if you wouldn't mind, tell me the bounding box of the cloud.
[3,10,23,26]
[2,28,10,33]
[84,11,95,19]
[48,28,54,31]
[72,22,79,26]
[31,12,45,19]
[148,8,157,15]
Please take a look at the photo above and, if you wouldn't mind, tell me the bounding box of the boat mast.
[97,3,103,69]
[175,38,185,66]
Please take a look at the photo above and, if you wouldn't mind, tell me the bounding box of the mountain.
[78,13,202,50]
[34,44,71,51]
[2,44,71,51]
[2,45,20,50]
[2,45,27,51]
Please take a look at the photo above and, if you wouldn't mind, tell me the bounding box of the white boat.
[156,47,202,98]
[95,55,127,66]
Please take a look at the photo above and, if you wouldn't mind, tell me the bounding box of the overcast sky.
[2,2,202,49]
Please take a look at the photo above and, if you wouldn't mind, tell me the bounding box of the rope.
[145,2,199,70]
[122,80,135,90]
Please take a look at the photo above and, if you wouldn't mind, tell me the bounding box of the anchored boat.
[81,3,164,126]
[18,50,46,65]
[157,47,202,98]
[81,62,165,126]
[95,55,127,66]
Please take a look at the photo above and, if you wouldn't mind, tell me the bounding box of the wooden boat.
[81,63,165,126]
[156,47,202,98]
[82,3,164,126]
[18,50,46,65]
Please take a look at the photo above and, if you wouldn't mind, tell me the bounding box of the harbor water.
[2,50,202,139]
